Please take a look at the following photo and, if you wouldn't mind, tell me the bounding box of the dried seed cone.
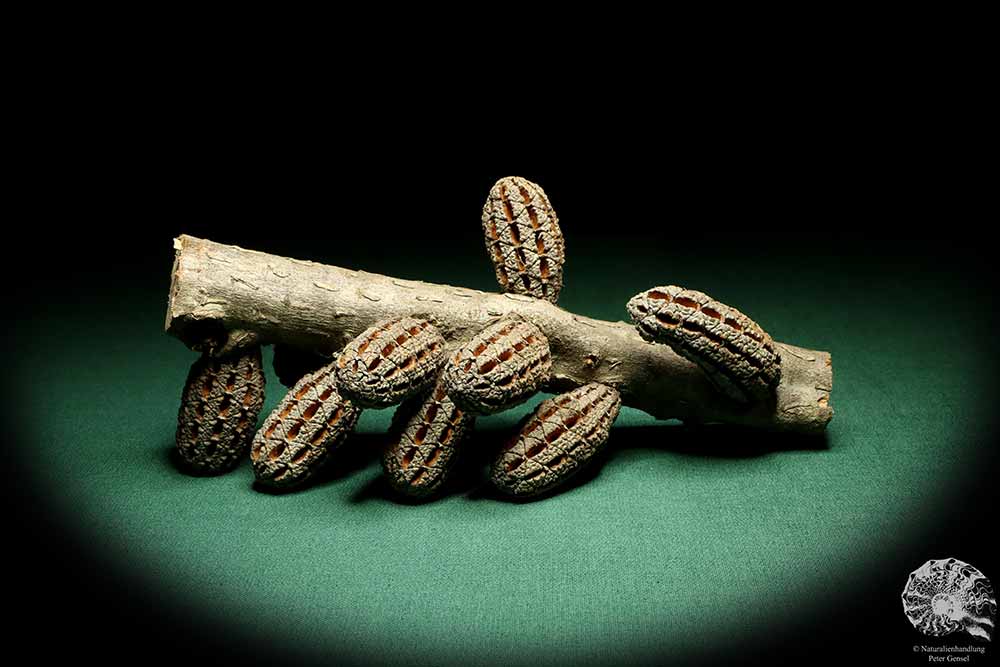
[442,315,552,415]
[272,344,329,388]
[251,363,360,488]
[626,286,781,403]
[382,378,476,499]
[482,176,565,303]
[491,383,622,498]
[335,316,446,408]
[175,346,266,474]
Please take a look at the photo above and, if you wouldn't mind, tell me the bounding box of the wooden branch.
[165,235,834,434]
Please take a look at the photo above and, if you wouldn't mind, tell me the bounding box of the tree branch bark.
[165,235,833,434]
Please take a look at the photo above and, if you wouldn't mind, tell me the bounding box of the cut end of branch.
[770,345,834,434]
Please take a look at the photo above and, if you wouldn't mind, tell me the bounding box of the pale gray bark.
[166,235,834,434]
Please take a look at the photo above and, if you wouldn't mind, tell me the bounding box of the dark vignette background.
[4,60,996,667]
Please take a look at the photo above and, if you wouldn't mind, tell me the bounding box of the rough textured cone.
[251,362,360,488]
[442,315,552,415]
[491,383,622,497]
[382,377,475,499]
[626,286,781,404]
[482,176,565,303]
[176,346,266,474]
[335,316,446,408]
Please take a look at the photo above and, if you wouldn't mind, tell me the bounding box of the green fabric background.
[13,244,995,666]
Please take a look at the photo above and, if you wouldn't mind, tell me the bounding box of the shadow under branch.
[164,421,829,503]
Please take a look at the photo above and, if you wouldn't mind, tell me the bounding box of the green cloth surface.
[14,246,994,666]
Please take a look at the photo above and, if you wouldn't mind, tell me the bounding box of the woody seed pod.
[335,316,446,408]
[482,176,565,303]
[626,285,781,403]
[175,346,266,474]
[442,315,552,415]
[382,377,476,498]
[251,362,360,488]
[491,383,621,497]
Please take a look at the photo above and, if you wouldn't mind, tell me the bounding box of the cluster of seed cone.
[175,176,781,499]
